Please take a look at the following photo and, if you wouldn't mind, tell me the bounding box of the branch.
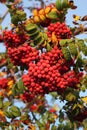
[74,27,87,35]
[31,111,37,121]
[9,69,18,82]
[0,9,8,24]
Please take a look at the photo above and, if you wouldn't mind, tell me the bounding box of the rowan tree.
[0,0,87,129]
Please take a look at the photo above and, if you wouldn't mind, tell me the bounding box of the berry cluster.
[47,22,72,39]
[20,91,34,102]
[8,43,39,66]
[0,34,3,42]
[3,30,28,48]
[22,47,82,101]
[0,78,8,89]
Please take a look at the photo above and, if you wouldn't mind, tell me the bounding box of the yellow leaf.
[51,8,57,12]
[0,26,2,30]
[51,32,58,45]
[8,80,14,86]
[73,15,81,22]
[81,96,87,104]
[0,109,4,116]
[33,9,38,16]
[45,6,51,14]
[39,9,44,15]
[28,123,36,130]
[33,16,40,23]
[42,41,47,47]
[0,72,7,77]
[7,90,12,96]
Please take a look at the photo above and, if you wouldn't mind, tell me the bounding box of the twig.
[0,9,8,24]
[9,69,18,82]
[31,111,37,121]
[74,27,87,35]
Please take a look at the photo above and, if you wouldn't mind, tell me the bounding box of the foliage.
[0,0,87,129]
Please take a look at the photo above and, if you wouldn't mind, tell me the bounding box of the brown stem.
[31,111,37,121]
[9,69,18,82]
[74,27,87,35]
[0,9,8,24]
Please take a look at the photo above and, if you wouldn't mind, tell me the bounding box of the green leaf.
[34,34,42,45]
[76,56,84,68]
[49,92,58,98]
[25,23,37,33]
[43,32,48,41]
[17,79,24,94]
[48,113,56,123]
[62,47,71,61]
[78,40,87,56]
[12,83,18,96]
[38,37,44,46]
[7,58,13,69]
[58,124,64,130]
[0,99,3,109]
[64,122,74,130]
[36,121,44,128]
[59,110,64,123]
[10,106,21,117]
[65,92,77,102]
[4,111,15,118]
[46,42,52,51]
[11,15,19,25]
[51,125,57,130]
[55,0,62,11]
[69,43,78,57]
[47,11,58,19]
[59,39,73,46]
[16,10,26,21]
[62,0,69,8]
[59,39,67,46]
[30,30,39,39]
[3,101,12,110]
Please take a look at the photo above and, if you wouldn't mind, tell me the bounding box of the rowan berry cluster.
[0,34,3,42]
[20,91,34,102]
[3,30,28,48]
[47,22,72,39]
[7,43,39,66]
[0,78,8,89]
[22,46,82,101]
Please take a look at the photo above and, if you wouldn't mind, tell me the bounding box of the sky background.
[0,1,87,129]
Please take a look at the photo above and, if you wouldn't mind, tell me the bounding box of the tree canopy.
[0,0,87,129]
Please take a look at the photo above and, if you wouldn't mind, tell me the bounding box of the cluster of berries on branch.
[0,78,8,89]
[3,30,28,48]
[0,34,3,42]
[47,22,72,40]
[22,46,83,101]
[7,43,39,66]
